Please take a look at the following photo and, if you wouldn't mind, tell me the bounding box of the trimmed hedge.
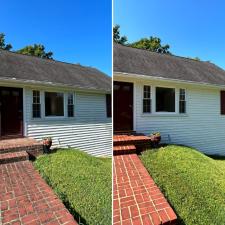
[34,149,111,225]
[141,145,225,225]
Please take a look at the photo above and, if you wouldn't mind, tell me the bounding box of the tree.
[113,25,127,45]
[129,36,171,54]
[17,44,53,59]
[0,33,12,50]
[193,57,200,61]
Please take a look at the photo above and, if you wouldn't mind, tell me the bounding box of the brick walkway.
[0,161,78,225]
[113,154,177,225]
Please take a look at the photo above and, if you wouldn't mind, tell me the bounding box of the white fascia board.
[114,71,225,90]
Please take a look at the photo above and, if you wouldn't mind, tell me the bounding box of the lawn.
[141,145,225,225]
[34,149,112,225]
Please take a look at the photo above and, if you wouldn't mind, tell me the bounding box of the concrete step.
[0,151,29,164]
[113,145,136,155]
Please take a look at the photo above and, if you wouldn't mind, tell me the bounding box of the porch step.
[113,145,136,155]
[113,135,152,146]
[0,138,43,157]
[0,151,29,164]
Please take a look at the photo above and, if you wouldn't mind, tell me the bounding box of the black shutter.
[221,91,225,114]
[106,94,111,117]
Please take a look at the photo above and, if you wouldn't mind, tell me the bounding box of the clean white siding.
[25,88,112,156]
[134,80,225,155]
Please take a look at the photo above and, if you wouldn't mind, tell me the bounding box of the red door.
[113,81,133,131]
[0,87,23,137]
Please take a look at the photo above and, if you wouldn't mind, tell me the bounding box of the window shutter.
[106,94,112,118]
[221,91,225,115]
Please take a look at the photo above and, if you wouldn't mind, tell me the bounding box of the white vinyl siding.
[114,74,225,156]
[134,80,225,155]
[24,88,112,156]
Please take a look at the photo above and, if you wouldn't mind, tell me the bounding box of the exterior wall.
[114,75,225,156]
[24,87,111,157]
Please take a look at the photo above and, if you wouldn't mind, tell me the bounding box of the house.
[114,43,225,156]
[0,50,112,156]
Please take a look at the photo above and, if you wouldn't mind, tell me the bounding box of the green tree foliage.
[0,33,12,50]
[113,25,128,45]
[17,44,53,59]
[193,57,200,61]
[129,36,171,54]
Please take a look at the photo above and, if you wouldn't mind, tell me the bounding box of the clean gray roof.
[0,49,111,92]
[114,43,225,86]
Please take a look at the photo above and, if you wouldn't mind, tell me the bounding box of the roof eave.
[0,77,111,93]
[114,71,225,90]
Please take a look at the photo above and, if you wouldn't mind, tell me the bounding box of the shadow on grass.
[207,154,225,160]
[37,171,88,225]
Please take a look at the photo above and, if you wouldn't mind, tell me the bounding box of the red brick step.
[0,151,29,164]
[113,134,152,146]
[113,145,136,155]
[0,138,43,157]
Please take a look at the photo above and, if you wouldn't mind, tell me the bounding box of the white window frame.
[155,86,177,114]
[179,88,186,114]
[67,92,75,117]
[31,90,77,120]
[43,91,66,119]
[142,85,152,113]
[32,90,41,118]
[141,84,187,116]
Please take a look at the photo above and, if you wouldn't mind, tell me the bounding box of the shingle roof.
[0,49,111,92]
[114,43,225,86]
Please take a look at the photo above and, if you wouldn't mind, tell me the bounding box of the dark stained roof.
[114,43,225,86]
[0,49,111,92]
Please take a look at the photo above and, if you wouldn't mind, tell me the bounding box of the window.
[67,93,74,117]
[32,90,41,118]
[106,94,112,117]
[143,86,151,113]
[156,87,175,112]
[45,92,64,116]
[179,89,186,113]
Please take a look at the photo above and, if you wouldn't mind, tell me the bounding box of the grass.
[34,149,112,225]
[140,145,225,225]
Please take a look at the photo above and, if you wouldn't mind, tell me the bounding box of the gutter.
[114,71,225,90]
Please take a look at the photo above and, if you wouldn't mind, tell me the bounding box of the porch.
[113,133,152,155]
[0,137,43,164]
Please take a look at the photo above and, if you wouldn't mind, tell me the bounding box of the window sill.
[141,113,188,117]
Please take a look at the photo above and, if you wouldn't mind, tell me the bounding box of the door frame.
[113,81,134,131]
[133,80,136,131]
[0,86,24,138]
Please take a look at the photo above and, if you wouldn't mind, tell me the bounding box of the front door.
[114,81,133,131]
[0,87,23,137]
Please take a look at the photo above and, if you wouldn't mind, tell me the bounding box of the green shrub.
[34,149,111,225]
[141,145,225,225]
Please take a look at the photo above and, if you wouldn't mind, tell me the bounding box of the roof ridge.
[114,43,209,64]
[0,48,102,73]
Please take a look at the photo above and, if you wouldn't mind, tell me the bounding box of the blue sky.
[0,0,112,75]
[114,0,225,69]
